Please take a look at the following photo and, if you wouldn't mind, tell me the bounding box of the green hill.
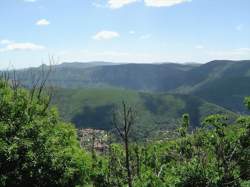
[5,60,250,113]
[183,60,250,113]
[51,87,236,138]
[13,62,196,91]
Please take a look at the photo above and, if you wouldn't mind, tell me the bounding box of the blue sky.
[0,0,250,69]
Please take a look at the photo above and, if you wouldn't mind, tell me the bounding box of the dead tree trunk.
[113,101,135,187]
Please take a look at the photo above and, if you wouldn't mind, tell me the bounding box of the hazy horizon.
[3,59,250,71]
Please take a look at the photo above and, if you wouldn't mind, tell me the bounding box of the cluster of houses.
[77,128,109,153]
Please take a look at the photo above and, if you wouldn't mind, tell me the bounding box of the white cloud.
[36,19,50,26]
[0,39,13,45]
[139,34,152,39]
[0,42,45,52]
[107,0,139,9]
[93,30,120,40]
[105,0,191,9]
[144,0,191,7]
[129,30,136,34]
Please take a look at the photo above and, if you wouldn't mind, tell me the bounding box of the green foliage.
[0,80,91,187]
[178,114,190,137]
[244,97,250,110]
[237,103,250,180]
[203,115,241,186]
[91,112,249,186]
[52,87,235,140]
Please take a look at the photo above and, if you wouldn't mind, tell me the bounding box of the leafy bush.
[0,80,91,187]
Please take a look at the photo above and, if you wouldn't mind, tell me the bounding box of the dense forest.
[0,66,250,186]
[51,87,235,139]
[13,60,250,113]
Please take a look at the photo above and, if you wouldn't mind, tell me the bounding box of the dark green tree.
[0,80,91,187]
[203,114,240,186]
[237,97,250,180]
[179,114,190,138]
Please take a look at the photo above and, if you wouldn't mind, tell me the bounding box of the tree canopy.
[0,80,91,187]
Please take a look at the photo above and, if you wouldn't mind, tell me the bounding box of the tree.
[179,114,190,138]
[203,114,240,186]
[244,96,250,110]
[237,97,250,180]
[0,79,91,187]
[113,101,136,187]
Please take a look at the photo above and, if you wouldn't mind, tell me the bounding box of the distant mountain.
[48,61,116,69]
[52,87,235,138]
[185,60,250,113]
[13,62,197,90]
[6,60,250,112]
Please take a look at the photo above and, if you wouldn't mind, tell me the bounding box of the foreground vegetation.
[0,79,249,186]
[92,114,250,186]
[0,80,91,186]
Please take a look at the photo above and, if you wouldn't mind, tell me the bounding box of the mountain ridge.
[3,60,250,113]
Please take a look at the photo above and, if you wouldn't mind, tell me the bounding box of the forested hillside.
[9,60,250,112]
[52,87,235,139]
[181,60,250,113]
[14,62,195,90]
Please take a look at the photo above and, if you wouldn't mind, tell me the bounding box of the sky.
[0,0,250,69]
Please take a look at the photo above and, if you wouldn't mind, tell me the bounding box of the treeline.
[0,79,249,187]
